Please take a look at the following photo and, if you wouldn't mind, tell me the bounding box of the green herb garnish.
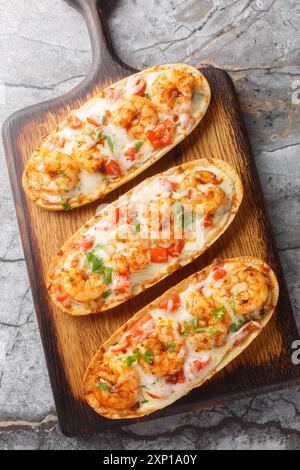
[60,198,72,211]
[143,93,151,100]
[180,324,189,337]
[212,304,225,320]
[230,319,245,333]
[134,141,144,152]
[57,170,67,177]
[142,349,154,364]
[102,267,113,285]
[102,114,107,124]
[168,341,176,353]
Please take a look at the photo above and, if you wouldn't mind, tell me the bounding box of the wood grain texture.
[2,0,300,436]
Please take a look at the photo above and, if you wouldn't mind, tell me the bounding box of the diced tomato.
[193,359,210,372]
[213,266,227,280]
[67,115,82,129]
[105,109,111,119]
[124,147,137,161]
[86,115,103,127]
[167,240,185,258]
[145,119,175,149]
[204,214,213,228]
[158,295,181,312]
[104,159,122,177]
[146,392,161,399]
[73,236,95,252]
[114,273,130,294]
[150,246,168,263]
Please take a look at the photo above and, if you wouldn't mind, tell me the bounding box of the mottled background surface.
[0,0,299,450]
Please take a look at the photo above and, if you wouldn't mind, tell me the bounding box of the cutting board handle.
[65,0,135,82]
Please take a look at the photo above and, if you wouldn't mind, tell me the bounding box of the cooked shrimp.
[185,291,231,351]
[138,321,186,378]
[150,70,196,113]
[28,150,80,195]
[62,255,106,302]
[93,361,140,410]
[222,266,270,316]
[74,147,103,173]
[114,238,150,274]
[111,95,158,139]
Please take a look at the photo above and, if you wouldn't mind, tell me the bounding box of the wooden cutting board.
[3,0,300,436]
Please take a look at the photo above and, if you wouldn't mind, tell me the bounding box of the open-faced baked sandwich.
[47,159,243,315]
[23,64,210,210]
[83,257,279,419]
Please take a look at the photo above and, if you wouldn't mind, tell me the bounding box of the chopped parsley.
[230,299,237,316]
[143,93,151,100]
[57,169,67,178]
[134,141,144,152]
[134,218,141,232]
[95,382,113,392]
[142,349,154,364]
[190,316,199,332]
[168,341,176,353]
[230,319,245,333]
[180,324,189,337]
[173,201,184,228]
[84,251,113,285]
[212,304,225,320]
[60,198,72,211]
[124,350,140,367]
[196,327,217,336]
[105,135,114,153]
[102,114,107,124]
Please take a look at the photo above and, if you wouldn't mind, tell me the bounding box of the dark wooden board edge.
[2,0,300,436]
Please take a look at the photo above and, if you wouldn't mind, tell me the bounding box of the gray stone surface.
[0,0,299,450]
